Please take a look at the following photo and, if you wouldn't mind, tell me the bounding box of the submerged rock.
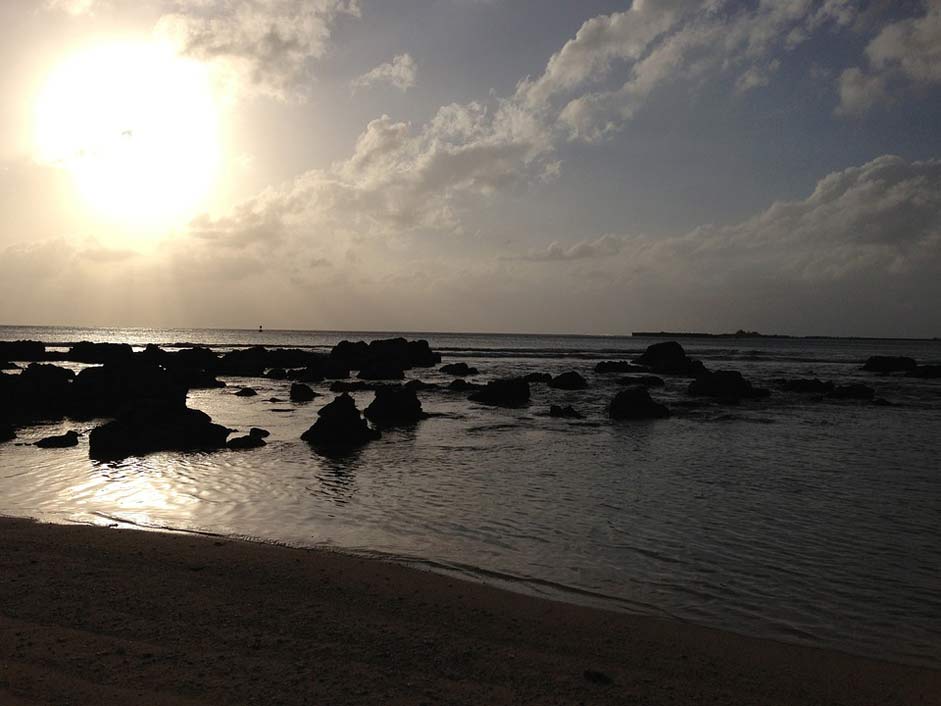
[688,370,769,401]
[616,375,665,388]
[448,379,481,392]
[548,371,588,390]
[908,365,941,379]
[364,387,428,427]
[235,387,258,397]
[828,383,875,400]
[89,401,230,460]
[608,387,670,420]
[521,372,552,384]
[862,356,917,373]
[36,430,79,448]
[776,378,834,394]
[300,394,380,449]
[549,404,584,419]
[468,378,530,407]
[440,362,479,376]
[227,428,267,450]
[290,383,317,402]
[634,341,707,376]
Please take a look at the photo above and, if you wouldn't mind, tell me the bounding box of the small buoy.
[258,325,263,332]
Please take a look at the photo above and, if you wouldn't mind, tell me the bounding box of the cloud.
[837,0,941,115]
[351,53,417,92]
[512,234,624,261]
[153,0,361,100]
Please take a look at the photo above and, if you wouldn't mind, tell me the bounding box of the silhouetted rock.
[616,375,665,388]
[448,379,481,392]
[235,387,258,397]
[828,383,875,400]
[862,356,917,373]
[138,344,171,365]
[469,378,530,407]
[908,365,941,379]
[4,364,75,424]
[0,361,19,370]
[0,340,45,362]
[36,430,79,448]
[172,346,220,373]
[688,370,769,401]
[776,378,834,394]
[634,341,707,376]
[441,362,479,376]
[300,393,379,449]
[218,347,268,376]
[249,427,270,439]
[266,367,288,380]
[290,383,317,402]
[594,360,644,374]
[173,369,226,390]
[364,387,428,427]
[404,380,438,391]
[329,340,370,368]
[330,380,382,393]
[608,387,670,420]
[0,423,14,442]
[68,341,134,365]
[549,404,583,419]
[521,372,552,384]
[330,338,441,370]
[549,371,588,390]
[88,401,230,460]
[227,433,266,450]
[69,362,186,421]
[358,361,405,381]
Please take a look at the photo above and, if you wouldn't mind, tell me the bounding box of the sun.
[34,41,221,232]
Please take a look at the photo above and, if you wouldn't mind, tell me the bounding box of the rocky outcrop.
[36,430,79,448]
[227,427,269,450]
[300,394,380,450]
[0,423,14,442]
[688,370,769,401]
[441,362,479,376]
[634,341,707,376]
[330,338,441,371]
[88,401,230,460]
[594,360,644,374]
[0,340,45,362]
[290,383,317,402]
[608,387,670,420]
[862,356,917,373]
[521,372,552,384]
[68,341,134,365]
[357,361,405,381]
[548,371,588,390]
[549,404,584,419]
[448,379,481,392]
[69,362,186,420]
[468,378,530,407]
[908,365,941,379]
[235,387,258,397]
[364,388,428,427]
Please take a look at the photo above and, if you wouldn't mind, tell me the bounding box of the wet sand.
[0,516,937,705]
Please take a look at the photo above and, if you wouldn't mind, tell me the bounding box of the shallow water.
[2,326,940,667]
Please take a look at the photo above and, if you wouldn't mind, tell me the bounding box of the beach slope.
[0,517,937,705]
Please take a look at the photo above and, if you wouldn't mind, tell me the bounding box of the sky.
[1,0,940,337]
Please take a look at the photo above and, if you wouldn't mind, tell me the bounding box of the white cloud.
[351,53,417,92]
[838,0,941,115]
[513,234,624,261]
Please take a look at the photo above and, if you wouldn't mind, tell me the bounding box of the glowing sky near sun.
[0,1,939,336]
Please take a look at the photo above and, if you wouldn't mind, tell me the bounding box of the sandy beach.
[0,516,936,705]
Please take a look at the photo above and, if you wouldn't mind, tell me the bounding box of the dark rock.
[907,365,941,379]
[329,340,370,368]
[358,361,405,381]
[330,338,440,370]
[218,347,268,376]
[594,360,644,374]
[873,398,893,407]
[441,362,479,376]
[365,387,428,427]
[172,369,226,390]
[583,670,613,686]
[300,394,379,449]
[0,361,20,370]
[548,371,588,390]
[521,372,552,384]
[404,380,438,391]
[36,430,79,448]
[549,404,583,419]
[171,347,219,373]
[249,427,270,438]
[4,364,75,424]
[634,341,707,376]
[616,375,665,388]
[330,380,382,393]
[290,383,317,402]
[688,370,770,400]
[469,378,530,407]
[69,362,186,421]
[227,434,266,450]
[235,387,257,397]
[0,423,15,442]
[828,383,875,400]
[608,387,670,420]
[266,367,288,380]
[0,340,45,362]
[89,401,230,460]
[68,341,134,365]
[138,344,171,365]
[448,379,481,392]
[862,356,917,373]
[776,378,834,394]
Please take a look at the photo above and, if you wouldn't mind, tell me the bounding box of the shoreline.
[1,516,937,705]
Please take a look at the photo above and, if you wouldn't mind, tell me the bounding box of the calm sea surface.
[2,325,940,667]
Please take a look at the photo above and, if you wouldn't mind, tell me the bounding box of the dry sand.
[0,516,938,705]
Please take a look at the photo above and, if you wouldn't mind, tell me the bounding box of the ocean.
[1,325,939,667]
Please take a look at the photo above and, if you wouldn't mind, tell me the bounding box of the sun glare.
[34,41,221,232]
